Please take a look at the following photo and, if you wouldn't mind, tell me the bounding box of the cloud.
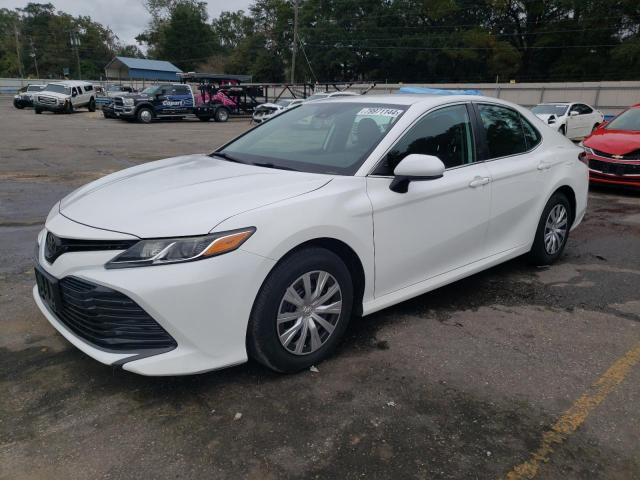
[0,0,252,45]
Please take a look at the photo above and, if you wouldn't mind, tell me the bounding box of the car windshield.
[27,85,43,92]
[43,84,70,95]
[532,104,568,116]
[141,86,160,95]
[605,108,640,131]
[218,102,407,175]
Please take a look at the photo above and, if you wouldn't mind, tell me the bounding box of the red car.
[582,104,640,189]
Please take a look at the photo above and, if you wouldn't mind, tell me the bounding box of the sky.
[0,0,253,45]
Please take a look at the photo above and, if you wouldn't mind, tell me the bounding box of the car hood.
[38,91,68,99]
[534,113,562,122]
[60,154,332,238]
[584,129,640,155]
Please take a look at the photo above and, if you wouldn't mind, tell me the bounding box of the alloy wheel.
[544,204,568,255]
[277,270,343,356]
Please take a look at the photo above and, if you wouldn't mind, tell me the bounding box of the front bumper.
[34,102,66,112]
[33,214,276,375]
[113,105,135,117]
[586,153,640,189]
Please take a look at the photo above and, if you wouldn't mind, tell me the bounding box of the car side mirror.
[570,111,579,117]
[548,116,556,124]
[389,154,445,193]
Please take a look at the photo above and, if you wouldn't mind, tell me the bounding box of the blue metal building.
[104,57,182,82]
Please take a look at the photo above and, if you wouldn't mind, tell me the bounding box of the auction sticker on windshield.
[356,107,403,118]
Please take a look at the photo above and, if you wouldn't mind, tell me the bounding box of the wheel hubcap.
[277,271,342,356]
[544,204,568,255]
[141,110,151,122]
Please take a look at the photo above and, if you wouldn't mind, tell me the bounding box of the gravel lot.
[1,97,639,480]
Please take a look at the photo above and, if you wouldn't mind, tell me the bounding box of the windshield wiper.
[211,152,246,164]
[251,162,299,172]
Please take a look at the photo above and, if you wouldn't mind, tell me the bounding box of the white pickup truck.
[34,80,97,114]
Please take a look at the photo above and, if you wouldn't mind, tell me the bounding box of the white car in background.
[532,102,604,140]
[34,80,97,114]
[252,98,305,124]
[34,95,587,375]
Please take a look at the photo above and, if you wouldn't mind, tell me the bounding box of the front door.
[366,103,492,297]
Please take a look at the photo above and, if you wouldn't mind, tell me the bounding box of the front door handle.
[537,161,553,170]
[469,176,491,188]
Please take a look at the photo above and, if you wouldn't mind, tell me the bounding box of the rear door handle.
[469,176,491,188]
[537,161,552,170]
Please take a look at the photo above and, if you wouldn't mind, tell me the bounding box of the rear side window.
[521,116,542,150]
[84,85,93,92]
[477,104,527,159]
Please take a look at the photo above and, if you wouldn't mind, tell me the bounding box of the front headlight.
[14,94,20,99]
[105,228,255,269]
[123,98,134,106]
[577,141,594,155]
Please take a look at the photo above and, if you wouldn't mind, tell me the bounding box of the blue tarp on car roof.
[397,86,482,96]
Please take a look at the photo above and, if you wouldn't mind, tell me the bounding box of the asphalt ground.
[1,96,639,480]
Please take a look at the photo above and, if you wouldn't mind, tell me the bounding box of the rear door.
[473,103,548,255]
[366,103,493,296]
[167,85,194,114]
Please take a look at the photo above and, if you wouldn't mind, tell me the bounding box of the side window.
[520,115,542,150]
[176,85,190,95]
[578,104,592,114]
[375,104,475,174]
[477,104,527,159]
[71,87,77,96]
[85,85,93,92]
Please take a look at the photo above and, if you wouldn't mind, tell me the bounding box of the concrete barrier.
[3,78,639,115]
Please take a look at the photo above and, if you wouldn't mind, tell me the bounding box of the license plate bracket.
[34,265,62,314]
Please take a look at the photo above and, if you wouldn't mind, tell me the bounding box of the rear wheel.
[214,107,229,122]
[528,192,572,265]
[88,97,96,112]
[137,107,153,124]
[247,247,353,373]
[34,108,42,114]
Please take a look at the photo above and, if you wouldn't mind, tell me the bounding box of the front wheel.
[247,247,353,373]
[137,107,153,124]
[64,101,73,114]
[559,124,566,136]
[88,97,96,112]
[528,192,572,265]
[34,108,42,114]
[14,101,24,109]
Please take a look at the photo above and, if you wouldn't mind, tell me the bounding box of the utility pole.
[70,31,81,79]
[290,0,299,84]
[14,24,24,79]
[29,37,39,79]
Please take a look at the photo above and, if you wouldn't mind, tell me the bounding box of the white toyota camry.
[34,94,588,375]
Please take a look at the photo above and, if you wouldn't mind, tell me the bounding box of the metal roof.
[106,56,182,73]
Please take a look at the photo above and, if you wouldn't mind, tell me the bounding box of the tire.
[88,97,96,112]
[35,108,42,114]
[137,107,153,124]
[214,107,229,122]
[528,192,572,266]
[14,101,24,109]
[64,101,73,114]
[559,125,566,136]
[592,123,600,132]
[247,247,354,373]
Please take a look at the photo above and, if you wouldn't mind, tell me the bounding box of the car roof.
[536,102,571,106]
[316,93,490,107]
[46,80,93,86]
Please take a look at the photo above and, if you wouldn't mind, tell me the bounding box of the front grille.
[57,276,177,351]
[593,149,640,160]
[589,159,640,176]
[44,232,137,264]
[114,97,124,107]
[38,96,57,105]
